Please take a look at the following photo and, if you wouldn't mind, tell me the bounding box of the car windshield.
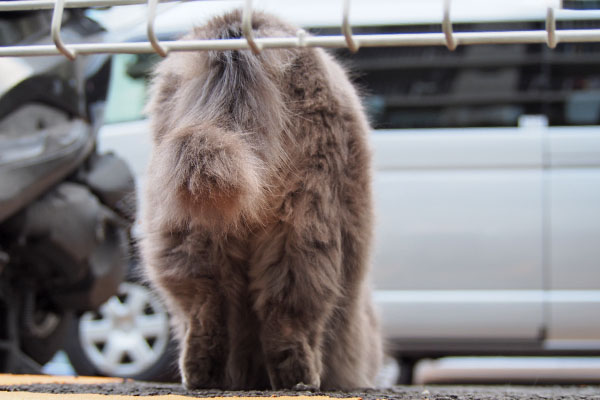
[104,53,160,124]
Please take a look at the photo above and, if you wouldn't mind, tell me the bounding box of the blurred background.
[1,0,599,385]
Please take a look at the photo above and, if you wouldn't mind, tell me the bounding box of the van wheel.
[396,357,416,384]
[65,282,178,382]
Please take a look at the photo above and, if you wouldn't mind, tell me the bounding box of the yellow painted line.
[0,374,125,385]
[0,393,361,400]
[0,374,124,385]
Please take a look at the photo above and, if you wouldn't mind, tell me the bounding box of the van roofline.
[89,0,600,42]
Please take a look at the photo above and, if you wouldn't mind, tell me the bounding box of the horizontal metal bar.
[0,0,178,12]
[2,29,600,58]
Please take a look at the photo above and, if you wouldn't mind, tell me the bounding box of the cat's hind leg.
[248,220,342,390]
[178,279,227,390]
[142,230,229,389]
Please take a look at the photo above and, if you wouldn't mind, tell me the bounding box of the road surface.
[1,374,599,400]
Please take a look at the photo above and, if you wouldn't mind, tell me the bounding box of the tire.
[20,311,73,366]
[396,357,416,384]
[65,282,179,382]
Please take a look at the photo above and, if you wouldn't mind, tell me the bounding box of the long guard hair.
[140,9,383,390]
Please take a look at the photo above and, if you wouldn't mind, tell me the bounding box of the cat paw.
[268,364,321,390]
[292,382,319,392]
[181,357,224,390]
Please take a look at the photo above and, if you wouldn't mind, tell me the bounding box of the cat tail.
[146,120,266,231]
[146,10,297,230]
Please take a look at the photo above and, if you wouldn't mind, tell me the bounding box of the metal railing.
[1,0,600,59]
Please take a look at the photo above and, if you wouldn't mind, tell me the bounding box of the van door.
[371,125,545,346]
[338,35,548,348]
[546,126,600,349]
[543,36,600,349]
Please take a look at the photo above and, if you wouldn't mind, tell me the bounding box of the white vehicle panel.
[372,128,543,170]
[546,128,600,342]
[548,128,600,168]
[97,119,151,178]
[370,129,544,340]
[375,290,544,339]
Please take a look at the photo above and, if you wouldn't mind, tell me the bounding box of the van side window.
[327,20,600,129]
[555,20,600,125]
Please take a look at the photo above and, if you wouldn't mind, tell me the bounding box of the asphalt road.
[1,376,599,400]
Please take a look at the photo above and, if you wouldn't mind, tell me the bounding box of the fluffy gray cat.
[140,9,383,390]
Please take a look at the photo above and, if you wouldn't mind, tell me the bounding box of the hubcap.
[78,282,169,377]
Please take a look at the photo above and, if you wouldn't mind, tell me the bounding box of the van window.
[328,20,600,129]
